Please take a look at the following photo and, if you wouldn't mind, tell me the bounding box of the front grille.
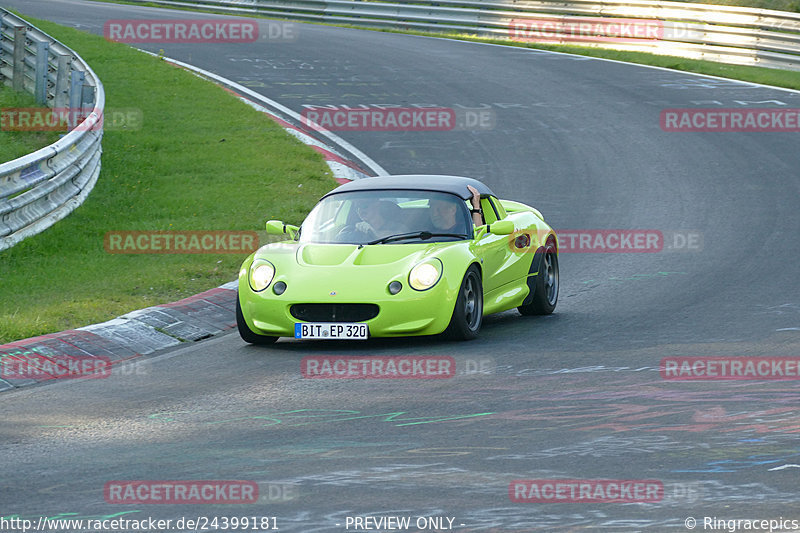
[290,303,379,323]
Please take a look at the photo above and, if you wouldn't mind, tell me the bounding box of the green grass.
[669,0,800,11]
[0,16,335,344]
[0,87,62,163]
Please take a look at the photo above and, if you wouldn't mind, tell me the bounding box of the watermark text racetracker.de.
[662,357,800,381]
[1,107,143,132]
[509,16,663,43]
[509,18,704,44]
[301,356,455,379]
[104,231,259,254]
[104,480,257,504]
[104,19,297,43]
[0,354,110,381]
[510,479,663,503]
[300,105,496,131]
[662,108,800,132]
[507,229,703,253]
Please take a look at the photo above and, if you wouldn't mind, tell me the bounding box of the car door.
[472,197,528,297]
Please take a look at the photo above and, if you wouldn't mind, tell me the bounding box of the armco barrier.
[123,0,800,71]
[0,9,104,252]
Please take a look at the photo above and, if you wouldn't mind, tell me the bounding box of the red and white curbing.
[0,57,382,392]
[0,283,241,391]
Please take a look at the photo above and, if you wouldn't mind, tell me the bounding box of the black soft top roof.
[322,175,495,200]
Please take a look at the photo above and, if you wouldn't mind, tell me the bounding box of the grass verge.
[670,0,800,11]
[0,15,335,344]
[0,87,62,163]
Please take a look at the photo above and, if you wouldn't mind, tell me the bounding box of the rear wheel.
[236,297,278,345]
[518,237,559,316]
[444,265,483,340]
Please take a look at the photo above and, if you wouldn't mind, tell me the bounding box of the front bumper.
[238,267,461,338]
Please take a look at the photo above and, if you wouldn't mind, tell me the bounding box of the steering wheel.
[335,224,366,242]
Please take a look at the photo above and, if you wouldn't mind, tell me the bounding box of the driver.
[355,200,404,239]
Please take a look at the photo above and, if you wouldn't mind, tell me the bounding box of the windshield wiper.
[366,231,469,245]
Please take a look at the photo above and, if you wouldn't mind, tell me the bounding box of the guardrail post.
[81,81,95,107]
[53,52,70,109]
[69,69,85,130]
[81,81,96,127]
[34,39,50,105]
[0,18,6,86]
[11,24,25,91]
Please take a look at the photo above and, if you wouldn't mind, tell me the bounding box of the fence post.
[0,17,6,86]
[34,39,50,105]
[81,80,96,128]
[53,52,70,109]
[11,24,26,91]
[69,69,85,130]
[81,81,95,107]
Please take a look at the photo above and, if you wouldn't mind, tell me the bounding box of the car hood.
[298,243,443,267]
[254,241,458,269]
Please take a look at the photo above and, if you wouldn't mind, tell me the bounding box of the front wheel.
[236,297,278,345]
[444,265,483,341]
[518,237,559,316]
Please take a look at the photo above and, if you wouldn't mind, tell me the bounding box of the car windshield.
[299,190,473,245]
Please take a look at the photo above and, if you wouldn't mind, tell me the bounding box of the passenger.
[430,185,483,234]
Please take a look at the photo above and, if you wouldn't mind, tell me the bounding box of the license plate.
[294,322,369,340]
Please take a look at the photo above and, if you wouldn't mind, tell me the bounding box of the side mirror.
[487,219,514,235]
[266,219,299,239]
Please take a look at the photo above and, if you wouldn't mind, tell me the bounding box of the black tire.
[236,297,278,345]
[518,237,559,316]
[444,265,483,341]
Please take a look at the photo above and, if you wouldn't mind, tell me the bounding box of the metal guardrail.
[0,9,104,252]
[127,0,800,71]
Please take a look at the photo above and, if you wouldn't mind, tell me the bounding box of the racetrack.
[2,1,800,531]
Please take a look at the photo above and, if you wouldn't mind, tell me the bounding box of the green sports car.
[236,175,558,343]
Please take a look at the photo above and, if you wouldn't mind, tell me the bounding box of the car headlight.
[409,259,442,291]
[248,260,275,292]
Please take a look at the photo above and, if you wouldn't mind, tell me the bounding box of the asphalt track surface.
[2,1,800,531]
